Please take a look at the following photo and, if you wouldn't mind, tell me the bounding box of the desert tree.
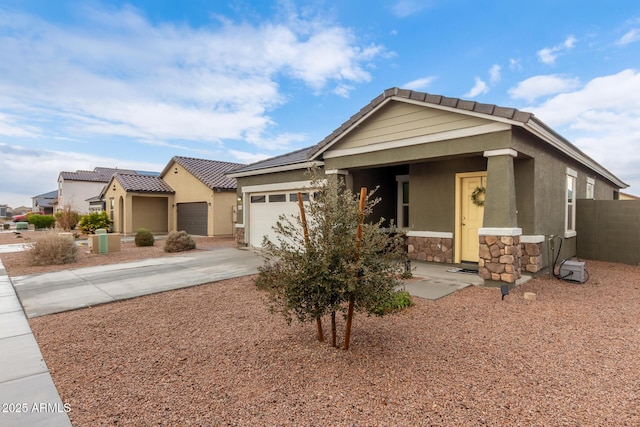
[254,169,410,349]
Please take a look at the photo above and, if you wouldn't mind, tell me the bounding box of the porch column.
[478,149,522,285]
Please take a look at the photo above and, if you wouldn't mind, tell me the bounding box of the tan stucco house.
[106,156,242,236]
[228,88,627,285]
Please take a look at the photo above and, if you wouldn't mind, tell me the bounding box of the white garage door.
[249,192,309,247]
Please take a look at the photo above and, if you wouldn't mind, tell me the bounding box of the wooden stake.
[298,192,323,342]
[343,187,367,350]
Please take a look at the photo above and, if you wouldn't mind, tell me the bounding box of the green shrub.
[3,223,9,230]
[27,214,56,229]
[370,290,414,316]
[27,232,78,266]
[78,211,111,234]
[135,228,155,247]
[164,230,196,253]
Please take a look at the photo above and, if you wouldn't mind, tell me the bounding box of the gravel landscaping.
[25,258,640,426]
[0,231,235,277]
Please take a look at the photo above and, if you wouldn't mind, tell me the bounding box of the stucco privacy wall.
[576,199,640,265]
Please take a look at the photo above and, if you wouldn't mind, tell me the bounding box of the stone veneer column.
[479,149,521,285]
[235,226,245,246]
[520,236,545,274]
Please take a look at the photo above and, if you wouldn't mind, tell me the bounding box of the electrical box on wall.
[559,260,587,283]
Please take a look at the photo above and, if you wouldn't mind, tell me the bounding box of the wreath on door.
[471,186,486,206]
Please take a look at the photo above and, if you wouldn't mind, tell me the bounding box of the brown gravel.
[26,258,640,426]
[0,231,235,277]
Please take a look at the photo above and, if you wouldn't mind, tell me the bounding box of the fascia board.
[523,120,628,189]
[226,161,324,178]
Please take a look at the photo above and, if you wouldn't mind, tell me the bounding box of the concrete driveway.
[12,247,263,318]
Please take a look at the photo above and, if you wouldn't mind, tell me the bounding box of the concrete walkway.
[0,260,72,427]
[0,243,489,426]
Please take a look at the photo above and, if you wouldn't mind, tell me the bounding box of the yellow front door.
[460,175,486,262]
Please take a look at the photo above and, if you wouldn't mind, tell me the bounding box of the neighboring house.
[619,192,640,200]
[228,87,627,285]
[160,156,242,236]
[106,156,242,236]
[58,167,138,213]
[105,173,175,234]
[87,194,105,212]
[32,190,58,214]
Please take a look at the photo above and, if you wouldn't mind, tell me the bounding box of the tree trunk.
[316,317,324,342]
[343,187,367,350]
[331,311,337,347]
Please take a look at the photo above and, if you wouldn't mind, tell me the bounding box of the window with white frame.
[396,175,409,228]
[565,168,577,237]
[586,177,595,199]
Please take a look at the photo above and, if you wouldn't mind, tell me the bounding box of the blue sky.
[1,0,640,208]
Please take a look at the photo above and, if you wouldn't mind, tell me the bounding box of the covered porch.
[330,148,533,286]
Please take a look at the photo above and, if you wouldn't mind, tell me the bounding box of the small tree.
[255,170,409,350]
[78,211,111,234]
[55,205,81,231]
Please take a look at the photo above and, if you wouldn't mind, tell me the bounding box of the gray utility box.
[559,260,587,283]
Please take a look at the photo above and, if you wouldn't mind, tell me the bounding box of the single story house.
[227,87,627,285]
[106,156,242,236]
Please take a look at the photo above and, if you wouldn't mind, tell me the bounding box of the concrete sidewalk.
[0,260,72,427]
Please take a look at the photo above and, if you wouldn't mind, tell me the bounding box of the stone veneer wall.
[478,235,522,283]
[521,242,543,274]
[235,227,245,246]
[406,236,453,264]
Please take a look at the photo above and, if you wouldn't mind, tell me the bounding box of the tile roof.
[59,167,139,182]
[227,146,315,175]
[168,156,243,190]
[224,87,626,188]
[114,174,175,193]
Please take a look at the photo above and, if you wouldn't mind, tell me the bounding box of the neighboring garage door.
[249,192,308,247]
[177,202,208,236]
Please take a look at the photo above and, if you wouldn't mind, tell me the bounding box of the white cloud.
[0,5,385,151]
[403,76,437,91]
[463,77,489,98]
[0,113,40,137]
[489,65,501,84]
[537,35,577,64]
[0,143,164,208]
[228,149,271,164]
[509,58,522,70]
[528,69,640,192]
[617,28,640,46]
[508,74,581,103]
[391,1,432,18]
